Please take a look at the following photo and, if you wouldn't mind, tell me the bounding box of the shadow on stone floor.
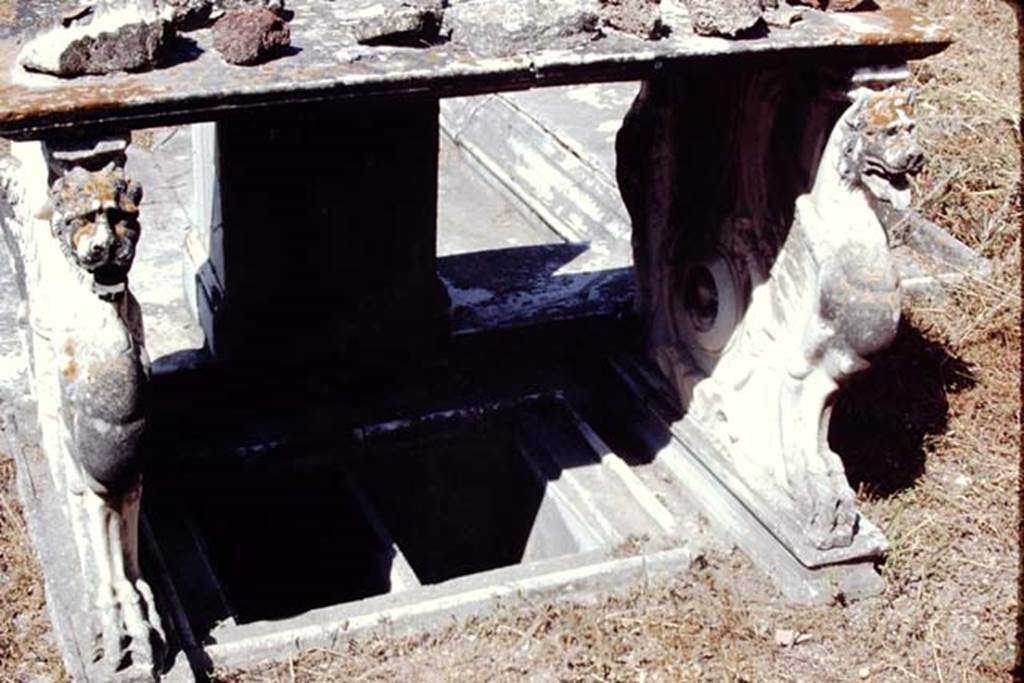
[829,317,977,499]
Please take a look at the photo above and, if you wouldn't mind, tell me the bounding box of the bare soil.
[1,0,1019,681]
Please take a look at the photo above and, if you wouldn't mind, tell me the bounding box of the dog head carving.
[50,163,142,286]
[839,88,925,211]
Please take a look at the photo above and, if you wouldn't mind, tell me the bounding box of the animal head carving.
[50,163,142,286]
[839,88,925,211]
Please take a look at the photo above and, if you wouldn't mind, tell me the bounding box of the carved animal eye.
[70,210,99,225]
[886,124,900,137]
[113,219,138,240]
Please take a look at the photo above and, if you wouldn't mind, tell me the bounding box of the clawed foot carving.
[815,482,858,549]
[92,577,165,672]
[83,485,165,675]
[793,446,859,551]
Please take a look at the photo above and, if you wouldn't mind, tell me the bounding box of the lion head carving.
[50,163,142,287]
[838,88,925,212]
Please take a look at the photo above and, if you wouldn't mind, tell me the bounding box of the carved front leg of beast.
[41,139,165,675]
[780,86,923,549]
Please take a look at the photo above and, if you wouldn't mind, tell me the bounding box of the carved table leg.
[4,135,163,677]
[617,65,924,567]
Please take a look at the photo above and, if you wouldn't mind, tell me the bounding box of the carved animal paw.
[806,488,858,551]
[92,577,165,676]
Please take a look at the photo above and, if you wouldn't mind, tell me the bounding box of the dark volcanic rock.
[600,0,662,38]
[64,21,170,74]
[21,18,172,77]
[443,0,600,57]
[213,7,290,65]
[685,0,763,37]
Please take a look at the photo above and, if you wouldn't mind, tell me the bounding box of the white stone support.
[617,64,924,562]
[2,134,164,679]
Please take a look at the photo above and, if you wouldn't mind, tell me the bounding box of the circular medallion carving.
[675,250,742,374]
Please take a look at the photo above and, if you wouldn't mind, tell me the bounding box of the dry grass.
[0,458,66,683]
[0,0,1019,681]
[0,0,16,28]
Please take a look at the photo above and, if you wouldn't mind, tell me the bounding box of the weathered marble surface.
[0,3,949,138]
[615,64,932,561]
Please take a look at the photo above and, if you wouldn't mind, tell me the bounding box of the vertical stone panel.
[200,98,451,368]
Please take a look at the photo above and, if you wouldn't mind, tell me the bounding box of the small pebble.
[774,627,796,647]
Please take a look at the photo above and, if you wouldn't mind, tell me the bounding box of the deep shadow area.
[160,35,204,69]
[144,411,557,637]
[354,415,549,585]
[187,459,392,624]
[574,315,978,507]
[357,15,447,48]
[440,242,590,291]
[829,318,977,498]
[141,317,625,655]
[438,242,633,331]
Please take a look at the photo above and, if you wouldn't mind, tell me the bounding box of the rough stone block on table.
[19,4,172,77]
[685,0,765,37]
[213,6,291,65]
[599,0,663,39]
[442,0,600,56]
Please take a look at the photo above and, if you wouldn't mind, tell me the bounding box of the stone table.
[0,2,949,679]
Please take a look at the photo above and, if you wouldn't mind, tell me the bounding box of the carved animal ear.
[123,180,143,212]
[845,85,874,103]
[842,92,868,130]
